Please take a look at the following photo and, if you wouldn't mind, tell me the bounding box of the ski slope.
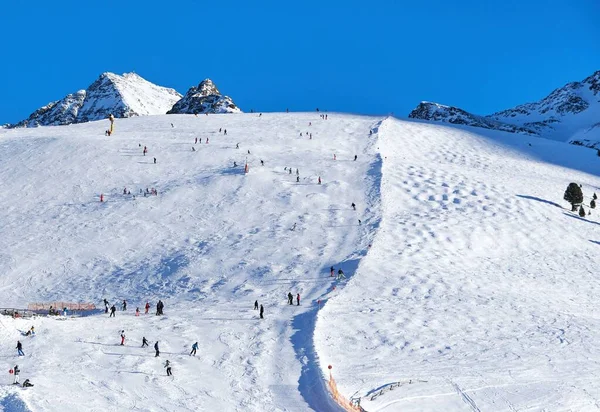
[0,113,378,411]
[315,118,600,411]
[1,113,600,411]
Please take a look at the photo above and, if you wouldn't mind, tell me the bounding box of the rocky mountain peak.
[167,79,241,115]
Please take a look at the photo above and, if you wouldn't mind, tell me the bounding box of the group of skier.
[104,298,165,317]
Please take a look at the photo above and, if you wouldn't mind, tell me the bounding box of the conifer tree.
[564,183,584,211]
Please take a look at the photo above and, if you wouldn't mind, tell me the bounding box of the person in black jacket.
[13,365,20,384]
[110,305,116,317]
[22,379,33,387]
[142,337,149,347]
[16,341,24,356]
[259,305,264,319]
[154,341,160,357]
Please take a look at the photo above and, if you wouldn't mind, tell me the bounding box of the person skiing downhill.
[254,300,259,310]
[154,341,160,357]
[110,305,116,317]
[16,341,24,356]
[165,360,172,376]
[12,365,20,384]
[337,269,346,280]
[354,155,358,161]
[142,337,149,347]
[120,331,126,346]
[145,302,150,314]
[190,342,198,356]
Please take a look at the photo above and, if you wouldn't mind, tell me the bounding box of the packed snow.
[0,112,599,411]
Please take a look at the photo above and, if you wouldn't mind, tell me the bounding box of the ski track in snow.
[2,113,600,410]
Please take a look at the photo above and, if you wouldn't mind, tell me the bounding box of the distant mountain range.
[5,72,241,128]
[409,71,600,149]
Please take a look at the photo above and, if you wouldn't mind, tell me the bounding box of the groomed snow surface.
[0,113,599,411]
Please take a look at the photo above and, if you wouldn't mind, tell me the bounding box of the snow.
[315,118,600,411]
[1,112,600,411]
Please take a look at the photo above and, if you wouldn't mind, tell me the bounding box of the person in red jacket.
[296,294,300,306]
[145,301,150,314]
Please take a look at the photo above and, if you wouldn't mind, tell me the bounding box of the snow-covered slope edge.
[315,117,600,411]
[9,72,182,128]
[409,70,600,146]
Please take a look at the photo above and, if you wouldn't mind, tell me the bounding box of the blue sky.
[1,0,599,124]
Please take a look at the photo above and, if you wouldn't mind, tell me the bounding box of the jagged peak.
[196,79,220,96]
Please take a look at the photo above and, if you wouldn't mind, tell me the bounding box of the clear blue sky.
[1,0,599,124]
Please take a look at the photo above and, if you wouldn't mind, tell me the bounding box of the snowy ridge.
[9,72,182,128]
[409,70,600,146]
[167,79,241,114]
[408,102,536,135]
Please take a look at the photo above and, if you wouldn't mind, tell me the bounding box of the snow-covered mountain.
[10,72,182,128]
[167,79,241,114]
[409,102,537,135]
[409,70,600,146]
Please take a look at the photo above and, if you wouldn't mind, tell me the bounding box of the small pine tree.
[579,205,586,217]
[594,193,597,200]
[564,183,584,211]
[591,199,596,209]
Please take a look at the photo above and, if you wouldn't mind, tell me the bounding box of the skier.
[135,307,140,317]
[369,130,372,136]
[330,266,335,277]
[192,147,195,152]
[142,337,149,347]
[254,300,259,310]
[195,138,198,144]
[206,138,209,144]
[289,169,292,174]
[190,342,198,356]
[260,160,264,166]
[318,176,322,185]
[164,360,172,376]
[122,300,127,311]
[120,331,126,346]
[248,150,251,154]
[236,143,239,149]
[12,365,20,384]
[351,203,356,211]
[333,154,336,160]
[25,326,34,337]
[288,292,293,305]
[296,176,300,183]
[358,219,362,225]
[153,157,157,164]
[154,341,160,357]
[354,155,357,161]
[310,133,312,139]
[110,305,116,317]
[22,379,33,388]
[296,169,299,176]
[224,129,227,135]
[291,223,297,231]
[103,298,109,313]
[296,293,300,306]
[145,301,150,314]
[234,161,238,167]
[260,304,264,319]
[123,187,127,195]
[16,341,24,356]
[171,123,174,128]
[337,269,346,280]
